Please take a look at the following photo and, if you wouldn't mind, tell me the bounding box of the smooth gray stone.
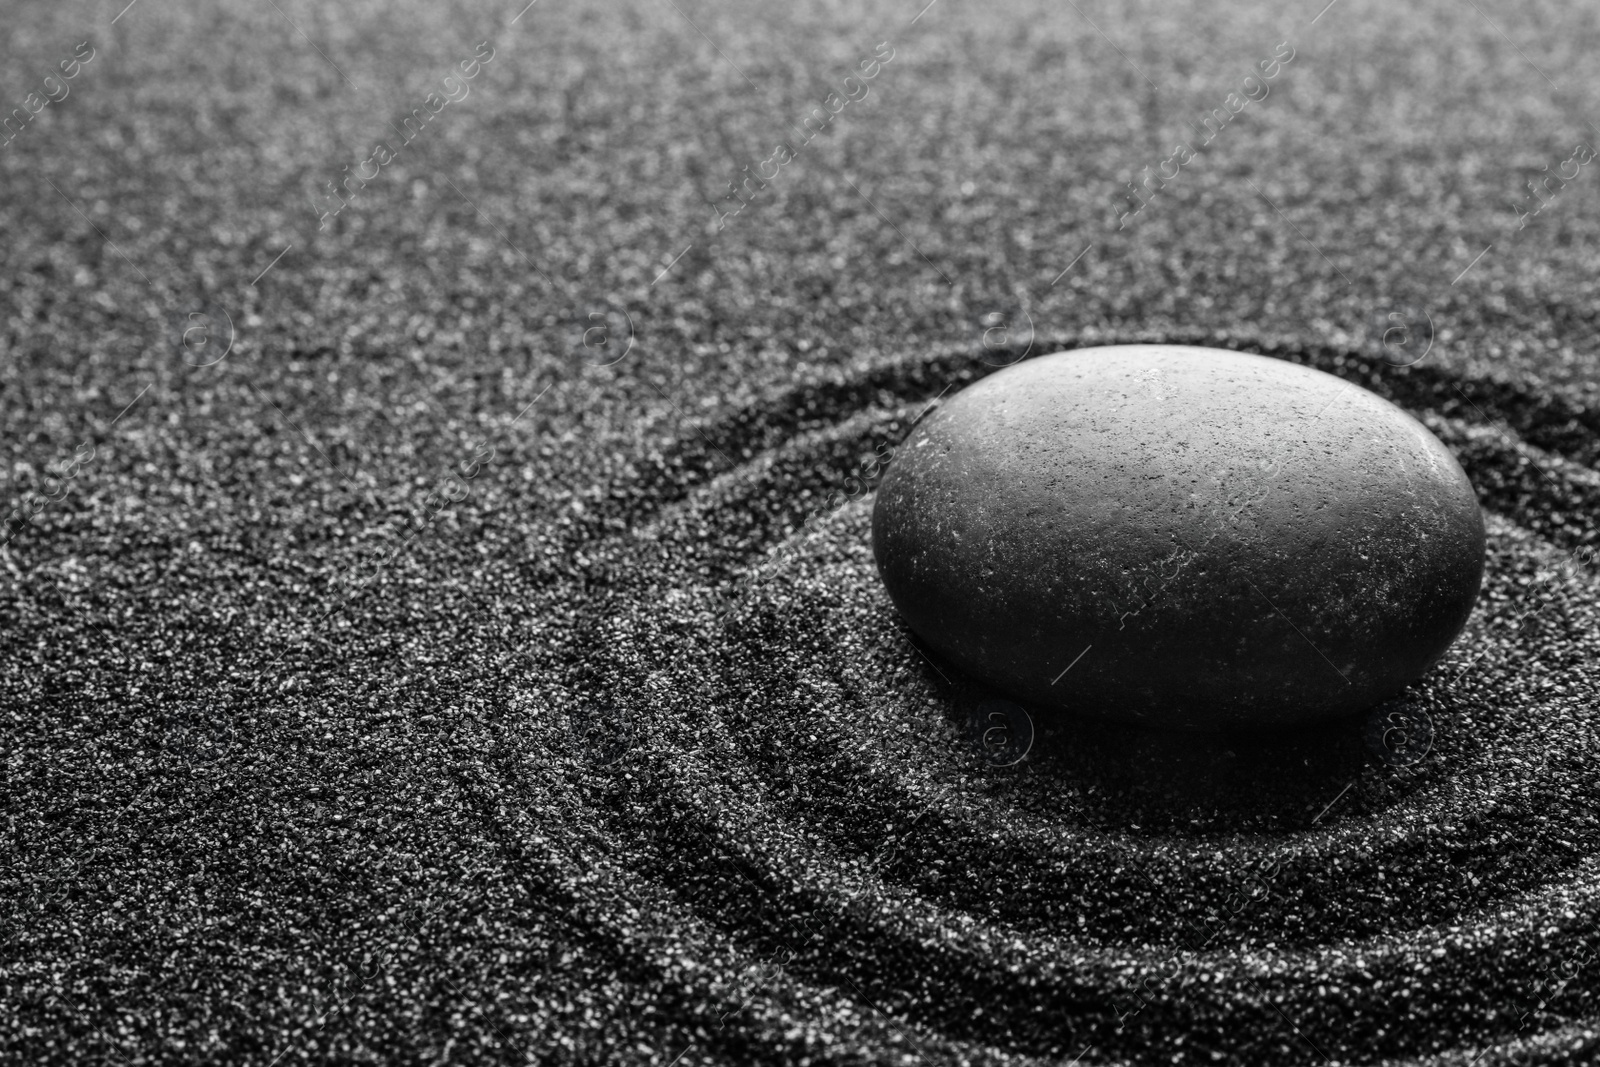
[871,345,1486,730]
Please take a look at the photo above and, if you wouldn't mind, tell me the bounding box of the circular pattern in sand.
[516,340,1600,1066]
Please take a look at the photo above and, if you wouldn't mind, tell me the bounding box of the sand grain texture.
[2,0,1599,1064]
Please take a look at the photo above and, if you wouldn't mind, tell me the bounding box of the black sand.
[3,1,1599,1064]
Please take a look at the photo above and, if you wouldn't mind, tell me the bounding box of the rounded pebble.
[871,345,1487,729]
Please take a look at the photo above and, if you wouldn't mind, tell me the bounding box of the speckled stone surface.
[872,346,1486,729]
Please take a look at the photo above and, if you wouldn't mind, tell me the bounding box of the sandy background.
[3,0,1599,1063]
